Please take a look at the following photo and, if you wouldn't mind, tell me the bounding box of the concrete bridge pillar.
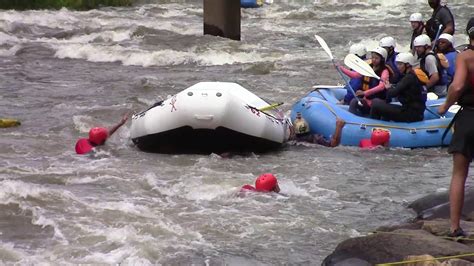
[203,0,240,41]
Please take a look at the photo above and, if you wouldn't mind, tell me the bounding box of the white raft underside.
[130,82,289,154]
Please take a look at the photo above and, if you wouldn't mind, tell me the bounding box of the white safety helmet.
[395,52,415,66]
[438,33,454,45]
[409,13,423,22]
[413,34,431,47]
[379,36,396,48]
[371,46,388,61]
[349,43,367,58]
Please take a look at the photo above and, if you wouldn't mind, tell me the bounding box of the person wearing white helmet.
[426,0,455,41]
[437,17,474,239]
[341,43,368,104]
[370,53,428,122]
[409,13,425,53]
[414,34,449,97]
[437,33,458,84]
[349,43,367,60]
[380,36,402,84]
[338,46,391,116]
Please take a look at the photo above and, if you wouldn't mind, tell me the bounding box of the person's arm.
[438,8,454,35]
[108,113,129,137]
[339,66,362,79]
[438,53,467,114]
[442,21,454,35]
[328,118,345,147]
[364,69,389,97]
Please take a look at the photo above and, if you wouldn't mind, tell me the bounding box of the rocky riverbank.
[323,188,474,265]
[0,0,132,10]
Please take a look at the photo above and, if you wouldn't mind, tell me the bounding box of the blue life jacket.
[386,52,402,84]
[343,77,362,104]
[444,51,457,84]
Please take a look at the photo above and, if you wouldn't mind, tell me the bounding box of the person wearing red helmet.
[240,173,280,193]
[359,128,390,149]
[75,113,129,155]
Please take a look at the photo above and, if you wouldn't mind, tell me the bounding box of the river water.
[0,0,473,264]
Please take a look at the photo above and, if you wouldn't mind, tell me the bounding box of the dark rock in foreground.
[323,189,474,265]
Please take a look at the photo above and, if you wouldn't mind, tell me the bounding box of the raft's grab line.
[303,98,450,131]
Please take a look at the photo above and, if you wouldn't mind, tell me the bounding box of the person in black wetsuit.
[370,52,427,122]
[426,0,455,41]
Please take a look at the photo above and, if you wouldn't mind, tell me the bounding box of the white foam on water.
[89,201,157,218]
[0,242,23,262]
[72,115,94,133]
[68,29,134,44]
[53,42,284,67]
[0,9,81,32]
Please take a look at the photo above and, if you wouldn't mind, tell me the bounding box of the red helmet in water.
[371,129,390,146]
[89,127,109,145]
[75,138,94,154]
[255,173,280,192]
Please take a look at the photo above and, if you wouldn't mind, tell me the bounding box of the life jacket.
[420,52,449,86]
[343,77,363,104]
[443,50,458,84]
[414,68,429,84]
[360,62,389,100]
[426,6,455,40]
[385,52,401,84]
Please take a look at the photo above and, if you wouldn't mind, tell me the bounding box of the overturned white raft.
[131,82,291,154]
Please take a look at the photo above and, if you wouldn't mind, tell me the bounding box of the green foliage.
[0,0,133,10]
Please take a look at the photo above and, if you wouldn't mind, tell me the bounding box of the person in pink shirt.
[75,114,128,155]
[338,47,392,117]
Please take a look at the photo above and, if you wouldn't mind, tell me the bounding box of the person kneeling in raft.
[75,113,128,155]
[241,173,280,193]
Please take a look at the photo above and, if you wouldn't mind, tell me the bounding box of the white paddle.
[344,54,380,79]
[314,34,362,106]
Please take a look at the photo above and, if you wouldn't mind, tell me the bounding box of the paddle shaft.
[433,24,443,52]
[332,59,362,106]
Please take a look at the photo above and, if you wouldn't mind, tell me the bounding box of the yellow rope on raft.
[376,253,474,265]
[0,118,21,128]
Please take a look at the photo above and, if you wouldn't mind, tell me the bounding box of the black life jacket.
[426,6,454,40]
[420,52,449,86]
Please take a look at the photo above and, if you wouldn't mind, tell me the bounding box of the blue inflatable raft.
[291,86,455,148]
[241,0,263,8]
